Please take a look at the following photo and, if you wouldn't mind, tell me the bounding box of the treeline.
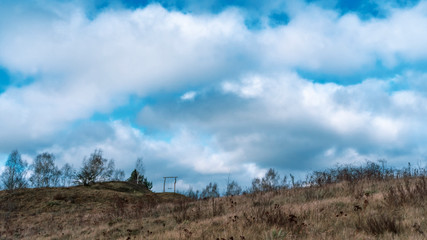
[184,160,427,199]
[184,168,288,200]
[0,149,152,191]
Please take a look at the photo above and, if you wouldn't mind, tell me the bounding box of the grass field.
[1,173,426,239]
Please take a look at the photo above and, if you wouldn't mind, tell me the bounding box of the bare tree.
[60,163,76,187]
[112,169,125,181]
[261,168,280,191]
[225,180,242,196]
[76,149,109,186]
[29,152,61,188]
[201,182,220,199]
[100,159,115,182]
[251,177,262,193]
[185,187,199,200]
[251,168,281,192]
[201,182,221,217]
[1,150,28,191]
[135,157,145,184]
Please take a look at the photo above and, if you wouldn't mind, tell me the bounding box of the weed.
[265,228,286,240]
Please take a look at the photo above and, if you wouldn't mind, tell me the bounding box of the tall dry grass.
[1,163,427,239]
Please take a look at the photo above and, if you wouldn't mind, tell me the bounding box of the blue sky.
[1,0,427,192]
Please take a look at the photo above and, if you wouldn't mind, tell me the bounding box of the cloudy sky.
[1,0,427,192]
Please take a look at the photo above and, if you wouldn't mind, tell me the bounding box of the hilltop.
[0,181,186,239]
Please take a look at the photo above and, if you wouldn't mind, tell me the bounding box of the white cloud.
[1,1,427,149]
[0,4,251,150]
[222,75,265,98]
[139,69,427,175]
[180,91,197,101]
[2,1,427,190]
[256,1,427,73]
[322,147,377,166]
[36,120,266,191]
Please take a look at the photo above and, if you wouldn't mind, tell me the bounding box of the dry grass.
[0,177,426,239]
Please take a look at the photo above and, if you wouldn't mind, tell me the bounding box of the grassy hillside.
[0,181,185,239]
[1,177,426,239]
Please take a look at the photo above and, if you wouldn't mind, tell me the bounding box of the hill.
[1,176,426,239]
[0,181,186,239]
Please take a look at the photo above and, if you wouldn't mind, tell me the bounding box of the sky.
[1,0,427,192]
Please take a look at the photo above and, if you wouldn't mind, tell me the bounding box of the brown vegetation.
[1,167,427,239]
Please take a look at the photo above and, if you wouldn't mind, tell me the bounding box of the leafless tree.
[225,180,242,196]
[100,159,115,182]
[251,168,281,192]
[76,149,110,186]
[1,150,28,191]
[29,152,61,188]
[112,169,125,181]
[201,182,220,199]
[135,157,145,184]
[60,163,76,187]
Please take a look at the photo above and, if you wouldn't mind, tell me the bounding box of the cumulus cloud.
[0,3,252,150]
[257,2,427,75]
[1,1,427,146]
[139,71,427,172]
[36,120,266,191]
[1,0,427,191]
